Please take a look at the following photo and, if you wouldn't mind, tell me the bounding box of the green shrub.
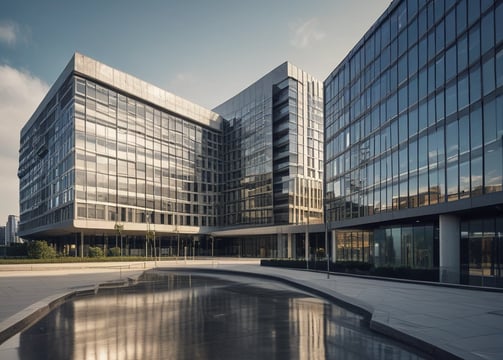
[27,241,57,259]
[88,246,104,258]
[108,247,121,257]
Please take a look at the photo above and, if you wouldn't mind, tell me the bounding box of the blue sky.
[0,0,391,223]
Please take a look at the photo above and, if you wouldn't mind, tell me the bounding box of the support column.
[276,234,284,258]
[287,233,293,259]
[439,215,460,284]
[80,232,84,258]
[331,229,337,263]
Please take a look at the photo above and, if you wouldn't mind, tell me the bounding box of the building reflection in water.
[15,272,427,359]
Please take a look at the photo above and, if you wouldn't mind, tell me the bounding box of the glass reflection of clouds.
[5,273,427,360]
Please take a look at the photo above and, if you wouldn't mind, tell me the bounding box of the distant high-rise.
[0,226,6,246]
[5,215,18,244]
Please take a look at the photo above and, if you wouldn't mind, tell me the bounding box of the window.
[483,57,495,96]
[470,66,481,104]
[497,49,503,88]
[456,0,467,36]
[469,25,481,65]
[458,35,468,72]
[446,120,459,159]
[445,45,457,81]
[481,11,495,54]
[497,2,503,44]
[446,83,457,116]
[458,76,469,110]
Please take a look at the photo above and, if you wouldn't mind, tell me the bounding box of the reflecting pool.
[0,271,429,359]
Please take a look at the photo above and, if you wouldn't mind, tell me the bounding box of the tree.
[27,241,57,259]
[88,246,104,258]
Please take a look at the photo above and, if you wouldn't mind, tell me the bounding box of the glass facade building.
[19,54,324,259]
[324,0,503,286]
[213,62,324,257]
[19,53,223,256]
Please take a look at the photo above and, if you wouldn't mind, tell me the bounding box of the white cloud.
[290,18,326,49]
[0,21,19,45]
[0,65,48,221]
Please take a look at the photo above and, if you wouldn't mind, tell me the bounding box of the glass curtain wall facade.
[19,53,222,256]
[19,54,324,259]
[214,62,324,228]
[325,0,503,285]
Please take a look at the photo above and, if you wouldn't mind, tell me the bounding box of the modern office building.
[324,0,503,286]
[18,53,324,258]
[213,62,325,258]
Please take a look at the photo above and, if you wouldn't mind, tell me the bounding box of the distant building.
[0,226,5,246]
[5,215,18,244]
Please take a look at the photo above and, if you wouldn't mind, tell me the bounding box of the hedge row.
[261,259,439,282]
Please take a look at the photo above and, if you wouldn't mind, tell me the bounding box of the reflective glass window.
[469,25,481,65]
[399,86,408,113]
[497,2,503,44]
[436,20,445,54]
[470,66,482,104]
[408,18,418,45]
[459,160,470,198]
[419,101,428,131]
[409,140,418,171]
[435,55,444,89]
[481,11,495,54]
[418,37,427,69]
[459,115,470,154]
[399,114,408,143]
[446,83,457,116]
[445,45,457,81]
[418,135,428,169]
[436,91,444,122]
[497,49,503,88]
[458,35,468,72]
[399,146,408,176]
[409,108,418,136]
[447,162,459,200]
[484,141,503,193]
[456,0,467,36]
[468,0,480,26]
[446,120,459,159]
[398,55,408,84]
[458,75,469,110]
[471,107,483,150]
[484,98,497,144]
[482,57,495,96]
[445,9,456,45]
[471,155,483,195]
[418,68,427,99]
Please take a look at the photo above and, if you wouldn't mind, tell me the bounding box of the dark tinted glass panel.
[468,0,481,26]
[469,25,481,65]
[483,57,495,96]
[457,0,467,36]
[481,11,495,54]
[445,9,456,45]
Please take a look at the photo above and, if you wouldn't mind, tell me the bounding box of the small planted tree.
[108,247,121,257]
[27,240,57,259]
[88,246,104,258]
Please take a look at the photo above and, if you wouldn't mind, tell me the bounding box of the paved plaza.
[1,259,503,359]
